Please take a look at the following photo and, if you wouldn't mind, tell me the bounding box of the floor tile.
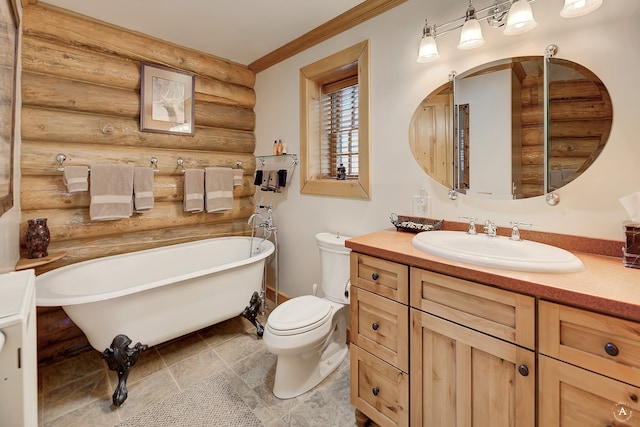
[38,310,357,426]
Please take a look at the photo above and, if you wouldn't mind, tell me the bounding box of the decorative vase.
[25,218,50,259]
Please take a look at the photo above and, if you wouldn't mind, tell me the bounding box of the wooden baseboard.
[265,286,290,305]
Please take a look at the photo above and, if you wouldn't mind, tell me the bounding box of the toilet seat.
[266,295,332,336]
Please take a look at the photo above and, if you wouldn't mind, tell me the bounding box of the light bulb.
[504,0,538,35]
[561,0,603,18]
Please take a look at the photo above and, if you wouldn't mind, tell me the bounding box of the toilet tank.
[316,232,351,304]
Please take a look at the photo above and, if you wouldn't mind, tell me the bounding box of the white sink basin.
[412,230,584,273]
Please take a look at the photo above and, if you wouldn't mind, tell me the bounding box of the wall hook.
[177,158,185,173]
[56,153,67,171]
[149,157,160,172]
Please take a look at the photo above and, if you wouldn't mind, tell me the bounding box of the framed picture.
[140,62,195,136]
[0,0,18,218]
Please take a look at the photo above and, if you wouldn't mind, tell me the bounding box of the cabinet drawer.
[350,345,409,427]
[540,355,640,427]
[350,287,408,372]
[540,301,640,387]
[410,268,535,349]
[350,253,409,304]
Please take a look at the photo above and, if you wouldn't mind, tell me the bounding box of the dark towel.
[254,170,263,186]
[277,169,287,189]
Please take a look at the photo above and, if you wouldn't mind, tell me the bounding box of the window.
[322,78,359,179]
[300,40,370,199]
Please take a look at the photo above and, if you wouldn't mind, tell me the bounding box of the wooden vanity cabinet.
[409,268,536,427]
[350,252,410,427]
[539,301,640,426]
[348,244,640,426]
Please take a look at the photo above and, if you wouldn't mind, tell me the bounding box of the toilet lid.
[267,295,332,335]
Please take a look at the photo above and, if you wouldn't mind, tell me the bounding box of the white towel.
[205,167,234,213]
[63,165,89,193]
[133,167,154,212]
[233,169,244,187]
[89,164,134,220]
[183,169,205,212]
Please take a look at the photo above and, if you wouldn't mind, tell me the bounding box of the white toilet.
[263,232,351,399]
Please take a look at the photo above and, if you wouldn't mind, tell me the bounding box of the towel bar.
[177,158,244,173]
[55,154,161,173]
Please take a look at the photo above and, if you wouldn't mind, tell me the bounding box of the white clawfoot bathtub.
[36,237,274,351]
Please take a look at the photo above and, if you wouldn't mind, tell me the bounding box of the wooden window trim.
[300,40,371,199]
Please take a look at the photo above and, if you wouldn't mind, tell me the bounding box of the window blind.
[320,77,359,178]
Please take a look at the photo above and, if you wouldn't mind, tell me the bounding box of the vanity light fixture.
[560,0,603,18]
[458,1,486,50]
[417,21,440,62]
[417,0,604,63]
[503,0,537,35]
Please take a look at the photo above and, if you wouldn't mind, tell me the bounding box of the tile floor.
[37,303,356,426]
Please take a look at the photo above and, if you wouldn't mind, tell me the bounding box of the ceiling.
[41,0,365,67]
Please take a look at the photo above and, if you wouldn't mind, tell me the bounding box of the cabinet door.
[410,309,535,427]
[351,286,409,372]
[350,345,409,427]
[350,252,409,304]
[540,355,640,426]
[540,300,640,387]
[410,268,535,350]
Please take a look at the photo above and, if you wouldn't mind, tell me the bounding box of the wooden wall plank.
[23,3,255,88]
[22,36,256,108]
[22,107,256,153]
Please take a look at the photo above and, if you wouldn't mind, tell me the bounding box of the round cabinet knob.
[631,394,638,403]
[518,364,529,377]
[604,342,619,357]
[371,273,379,281]
[372,387,380,396]
[372,322,379,331]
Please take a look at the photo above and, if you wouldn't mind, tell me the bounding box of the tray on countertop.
[390,213,444,233]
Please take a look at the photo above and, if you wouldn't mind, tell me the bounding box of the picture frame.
[0,0,18,218]
[140,62,195,136]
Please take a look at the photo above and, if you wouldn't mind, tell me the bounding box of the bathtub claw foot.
[242,291,264,338]
[101,334,148,407]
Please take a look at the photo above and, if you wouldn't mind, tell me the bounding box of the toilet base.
[272,341,348,399]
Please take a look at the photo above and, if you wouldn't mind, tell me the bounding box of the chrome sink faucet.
[459,216,478,235]
[509,221,532,241]
[484,220,497,237]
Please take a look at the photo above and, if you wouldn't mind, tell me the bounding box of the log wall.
[519,75,612,198]
[21,3,257,362]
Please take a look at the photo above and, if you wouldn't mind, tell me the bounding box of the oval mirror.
[409,56,612,199]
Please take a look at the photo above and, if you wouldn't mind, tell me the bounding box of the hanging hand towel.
[277,169,288,190]
[63,165,89,193]
[89,163,134,220]
[260,170,272,191]
[267,170,278,192]
[233,169,244,187]
[253,170,263,186]
[183,169,205,212]
[205,167,234,212]
[133,167,155,212]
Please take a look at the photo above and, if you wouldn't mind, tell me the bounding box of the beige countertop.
[346,228,640,322]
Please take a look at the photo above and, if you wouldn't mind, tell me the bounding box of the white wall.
[255,0,640,298]
[0,3,21,273]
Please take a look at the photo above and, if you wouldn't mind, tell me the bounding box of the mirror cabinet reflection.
[409,56,612,200]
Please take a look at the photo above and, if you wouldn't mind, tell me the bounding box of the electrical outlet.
[413,196,429,217]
